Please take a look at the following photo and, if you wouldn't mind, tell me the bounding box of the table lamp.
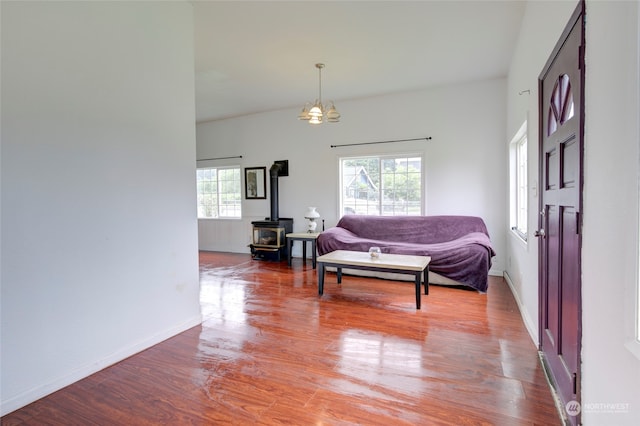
[304,207,320,233]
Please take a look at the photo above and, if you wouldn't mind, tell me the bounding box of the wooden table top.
[286,232,321,239]
[316,250,430,271]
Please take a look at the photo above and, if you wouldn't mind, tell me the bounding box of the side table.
[286,232,321,268]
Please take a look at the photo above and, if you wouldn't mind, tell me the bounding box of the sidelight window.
[510,121,528,241]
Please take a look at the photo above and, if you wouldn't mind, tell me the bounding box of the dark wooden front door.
[538,2,584,424]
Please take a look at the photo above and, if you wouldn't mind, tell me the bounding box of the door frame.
[537,0,585,422]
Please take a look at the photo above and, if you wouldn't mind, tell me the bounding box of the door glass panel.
[548,74,575,136]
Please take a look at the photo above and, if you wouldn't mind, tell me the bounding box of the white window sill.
[625,339,640,361]
[510,228,529,250]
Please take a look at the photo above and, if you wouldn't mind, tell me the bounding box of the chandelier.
[297,63,340,124]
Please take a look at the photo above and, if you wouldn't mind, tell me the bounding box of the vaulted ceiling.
[193,1,526,123]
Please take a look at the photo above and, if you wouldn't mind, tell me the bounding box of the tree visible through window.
[340,155,422,216]
[196,167,241,218]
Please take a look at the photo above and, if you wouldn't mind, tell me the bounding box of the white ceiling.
[193,1,526,123]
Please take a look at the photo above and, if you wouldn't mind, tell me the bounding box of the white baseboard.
[503,271,539,345]
[489,268,503,277]
[0,315,202,417]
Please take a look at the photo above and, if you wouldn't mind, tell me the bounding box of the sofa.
[317,215,495,292]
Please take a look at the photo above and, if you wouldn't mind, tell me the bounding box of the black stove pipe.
[269,162,281,221]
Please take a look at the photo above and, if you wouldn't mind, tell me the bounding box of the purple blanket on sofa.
[317,215,495,292]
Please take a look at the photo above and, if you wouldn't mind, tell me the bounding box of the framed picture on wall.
[245,167,266,199]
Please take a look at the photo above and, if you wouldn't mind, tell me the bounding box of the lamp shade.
[326,103,340,122]
[297,105,310,120]
[304,207,320,219]
[308,103,323,118]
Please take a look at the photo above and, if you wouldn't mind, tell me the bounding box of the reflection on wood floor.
[2,251,561,425]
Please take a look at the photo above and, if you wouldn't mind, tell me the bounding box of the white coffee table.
[316,250,431,309]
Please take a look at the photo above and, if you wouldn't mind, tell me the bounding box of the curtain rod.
[330,137,432,148]
[196,155,243,161]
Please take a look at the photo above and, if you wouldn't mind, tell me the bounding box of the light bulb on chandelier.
[297,63,340,124]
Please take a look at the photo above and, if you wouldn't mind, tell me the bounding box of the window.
[196,167,241,218]
[339,155,422,216]
[510,122,528,240]
[547,74,575,136]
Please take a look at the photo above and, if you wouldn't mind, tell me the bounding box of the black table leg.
[415,272,421,309]
[302,241,307,263]
[311,240,317,269]
[337,267,342,284]
[318,263,325,295]
[424,265,429,295]
[288,240,293,266]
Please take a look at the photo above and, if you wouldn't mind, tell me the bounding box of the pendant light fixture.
[297,63,340,124]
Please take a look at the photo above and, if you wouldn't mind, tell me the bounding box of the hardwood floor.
[2,251,561,425]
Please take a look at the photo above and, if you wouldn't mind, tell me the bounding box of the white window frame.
[510,121,528,242]
[338,153,424,217]
[196,166,242,219]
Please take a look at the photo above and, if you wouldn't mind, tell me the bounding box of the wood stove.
[250,160,293,261]
[250,218,293,260]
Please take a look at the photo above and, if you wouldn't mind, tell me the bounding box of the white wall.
[507,1,640,424]
[582,1,640,424]
[0,1,200,415]
[197,78,507,275]
[505,0,577,344]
